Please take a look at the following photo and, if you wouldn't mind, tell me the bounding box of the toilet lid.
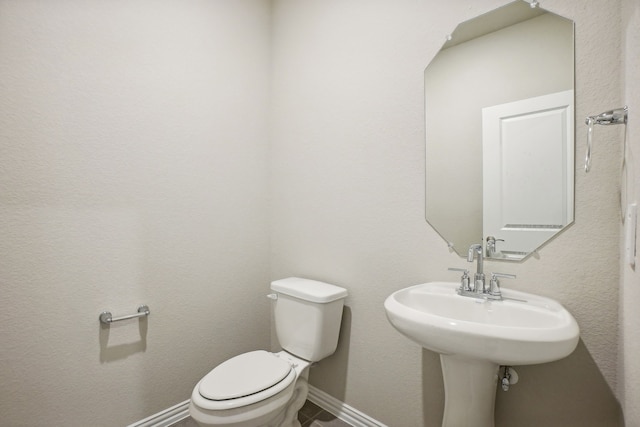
[199,350,293,401]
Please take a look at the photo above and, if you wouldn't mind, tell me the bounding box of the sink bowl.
[384,281,579,365]
[385,281,579,427]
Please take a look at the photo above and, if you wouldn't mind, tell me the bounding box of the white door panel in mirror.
[482,90,574,259]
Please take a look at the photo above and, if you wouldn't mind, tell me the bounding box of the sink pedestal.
[440,354,499,427]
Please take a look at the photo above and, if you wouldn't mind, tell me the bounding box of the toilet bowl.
[189,277,348,427]
[189,351,310,427]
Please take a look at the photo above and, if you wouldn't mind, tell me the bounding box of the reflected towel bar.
[99,305,150,324]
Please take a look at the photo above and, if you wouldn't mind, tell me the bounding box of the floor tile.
[308,409,352,426]
[299,400,324,419]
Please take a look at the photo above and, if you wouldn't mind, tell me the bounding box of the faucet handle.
[491,272,516,279]
[448,267,471,291]
[489,272,516,297]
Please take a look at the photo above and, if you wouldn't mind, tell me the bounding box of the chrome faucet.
[467,243,485,293]
[485,236,504,257]
[448,243,517,301]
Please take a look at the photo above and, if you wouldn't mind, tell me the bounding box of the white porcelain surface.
[271,277,347,362]
[190,351,310,427]
[190,278,348,427]
[197,351,294,405]
[384,281,579,365]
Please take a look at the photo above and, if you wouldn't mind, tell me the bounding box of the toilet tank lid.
[271,277,348,303]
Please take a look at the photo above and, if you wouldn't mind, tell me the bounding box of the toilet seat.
[196,351,296,411]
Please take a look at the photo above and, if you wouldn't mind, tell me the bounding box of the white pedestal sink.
[384,282,579,427]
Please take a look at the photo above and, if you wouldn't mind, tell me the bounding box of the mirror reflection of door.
[482,90,574,259]
[424,0,575,261]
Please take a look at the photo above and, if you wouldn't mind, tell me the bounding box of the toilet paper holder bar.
[99,305,150,325]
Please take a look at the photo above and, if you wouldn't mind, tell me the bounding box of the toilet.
[189,277,348,427]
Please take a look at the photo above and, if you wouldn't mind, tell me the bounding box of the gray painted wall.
[0,1,271,425]
[270,0,623,426]
[1,0,636,426]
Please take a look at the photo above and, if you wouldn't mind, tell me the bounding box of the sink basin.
[384,281,580,427]
[384,281,579,365]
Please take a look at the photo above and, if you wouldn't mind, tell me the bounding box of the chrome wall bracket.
[585,106,628,172]
[99,305,150,325]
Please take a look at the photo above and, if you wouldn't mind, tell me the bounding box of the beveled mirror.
[425,0,575,261]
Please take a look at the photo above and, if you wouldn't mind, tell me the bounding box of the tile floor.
[172,400,352,427]
[297,400,352,427]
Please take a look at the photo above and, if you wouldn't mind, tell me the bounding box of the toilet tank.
[270,277,348,362]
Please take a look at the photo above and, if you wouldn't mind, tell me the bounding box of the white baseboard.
[127,386,386,427]
[307,385,388,427]
[126,400,190,427]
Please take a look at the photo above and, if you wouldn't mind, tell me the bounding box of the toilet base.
[266,376,308,427]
